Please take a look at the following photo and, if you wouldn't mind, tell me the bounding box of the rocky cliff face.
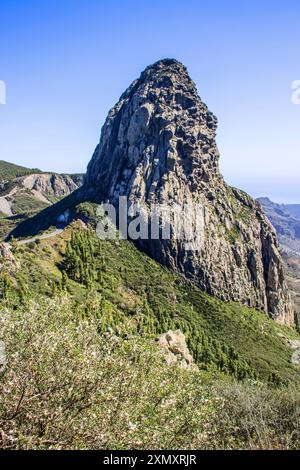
[20,173,79,199]
[82,59,293,324]
[258,197,300,313]
[258,197,300,256]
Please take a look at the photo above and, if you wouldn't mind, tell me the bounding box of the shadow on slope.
[7,188,85,240]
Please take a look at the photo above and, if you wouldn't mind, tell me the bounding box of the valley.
[0,160,84,239]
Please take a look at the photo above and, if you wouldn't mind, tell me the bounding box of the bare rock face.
[157,330,196,370]
[83,59,293,324]
[0,173,82,216]
[25,173,78,198]
[12,173,80,202]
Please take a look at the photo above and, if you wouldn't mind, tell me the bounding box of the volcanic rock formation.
[15,59,294,324]
[82,59,293,324]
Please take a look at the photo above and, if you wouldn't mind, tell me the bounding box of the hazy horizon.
[0,0,299,203]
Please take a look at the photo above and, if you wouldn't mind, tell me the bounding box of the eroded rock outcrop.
[157,330,196,370]
[82,59,293,324]
[21,173,79,201]
[0,173,83,216]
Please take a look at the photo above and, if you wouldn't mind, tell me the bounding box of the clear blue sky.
[0,0,299,202]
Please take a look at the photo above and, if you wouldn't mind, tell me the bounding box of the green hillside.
[0,161,85,241]
[0,160,42,182]
[1,217,300,449]
[4,218,299,385]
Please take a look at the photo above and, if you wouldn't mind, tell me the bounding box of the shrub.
[209,381,300,450]
[0,295,299,450]
[0,296,218,450]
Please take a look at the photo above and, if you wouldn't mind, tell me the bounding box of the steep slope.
[258,197,300,313]
[286,204,300,219]
[0,168,84,239]
[1,222,300,450]
[0,160,41,183]
[258,197,300,256]
[10,59,293,323]
[82,59,292,324]
[284,252,300,314]
[2,221,299,384]
[0,173,82,215]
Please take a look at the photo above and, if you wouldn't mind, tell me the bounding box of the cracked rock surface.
[83,59,293,324]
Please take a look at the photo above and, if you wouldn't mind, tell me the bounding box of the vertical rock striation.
[83,59,293,324]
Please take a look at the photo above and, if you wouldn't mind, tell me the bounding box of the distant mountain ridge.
[0,160,85,239]
[258,197,300,313]
[0,160,85,187]
[286,204,300,220]
[0,160,42,183]
[257,197,300,255]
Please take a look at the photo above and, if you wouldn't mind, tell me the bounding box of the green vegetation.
[0,192,50,241]
[8,190,80,239]
[0,215,26,240]
[0,160,41,182]
[3,223,299,384]
[1,222,299,449]
[0,296,299,450]
[0,161,84,242]
[224,224,240,244]
[61,230,256,380]
[11,192,49,214]
[63,229,99,286]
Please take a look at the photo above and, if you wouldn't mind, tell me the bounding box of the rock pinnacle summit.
[81,58,293,323]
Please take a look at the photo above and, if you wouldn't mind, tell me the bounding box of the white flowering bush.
[0,296,219,449]
[1,295,299,450]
